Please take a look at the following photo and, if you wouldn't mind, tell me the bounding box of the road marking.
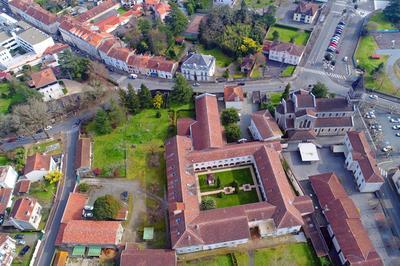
[301,68,347,80]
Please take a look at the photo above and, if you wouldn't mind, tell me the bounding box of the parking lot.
[283,147,399,264]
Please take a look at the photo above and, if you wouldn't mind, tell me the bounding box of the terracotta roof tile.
[270,41,305,57]
[98,38,121,54]
[61,193,87,224]
[11,0,57,24]
[287,129,316,141]
[10,197,38,222]
[295,1,319,16]
[314,117,353,128]
[108,47,131,62]
[120,244,176,266]
[224,85,244,102]
[30,68,57,88]
[0,188,12,214]
[185,14,206,35]
[75,138,91,170]
[24,153,52,175]
[43,43,69,56]
[14,180,31,195]
[77,0,118,22]
[177,118,196,136]
[251,110,282,140]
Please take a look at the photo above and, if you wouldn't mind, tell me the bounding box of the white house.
[30,68,63,102]
[121,0,143,8]
[8,197,42,231]
[24,153,57,182]
[249,110,282,142]
[181,53,216,81]
[223,85,244,110]
[263,41,305,65]
[0,166,18,189]
[0,234,16,266]
[344,131,384,192]
[293,2,319,24]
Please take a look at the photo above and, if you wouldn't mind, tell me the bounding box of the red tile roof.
[0,188,12,214]
[154,2,170,16]
[24,153,52,175]
[30,68,57,89]
[98,38,121,54]
[224,85,244,102]
[43,43,69,56]
[185,14,206,35]
[314,117,353,128]
[108,47,131,62]
[146,57,176,72]
[287,129,316,141]
[251,110,282,140]
[295,1,319,16]
[315,98,354,112]
[75,138,91,170]
[76,0,119,22]
[270,41,305,57]
[59,220,122,245]
[120,244,177,266]
[177,118,196,136]
[10,197,38,222]
[310,173,383,266]
[61,193,87,224]
[191,94,224,150]
[346,131,384,183]
[10,0,57,24]
[14,180,31,195]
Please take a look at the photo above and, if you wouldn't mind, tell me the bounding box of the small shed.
[143,227,154,240]
[298,143,319,162]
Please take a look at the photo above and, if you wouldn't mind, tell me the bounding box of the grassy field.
[198,45,235,67]
[369,12,398,31]
[29,181,57,203]
[205,189,259,208]
[266,25,310,46]
[198,168,254,192]
[254,243,321,266]
[182,254,233,266]
[269,92,283,105]
[27,140,62,156]
[281,65,296,77]
[0,83,25,114]
[244,0,275,8]
[355,35,398,95]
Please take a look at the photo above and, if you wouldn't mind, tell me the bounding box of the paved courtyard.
[283,147,400,264]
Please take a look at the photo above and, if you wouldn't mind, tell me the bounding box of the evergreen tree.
[138,83,153,109]
[384,0,400,23]
[165,3,188,36]
[94,109,112,135]
[282,83,291,100]
[108,100,125,127]
[169,74,193,104]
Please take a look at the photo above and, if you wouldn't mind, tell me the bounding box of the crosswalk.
[301,68,347,80]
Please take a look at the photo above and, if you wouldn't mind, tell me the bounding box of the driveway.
[80,178,145,243]
[239,97,258,140]
[376,49,400,88]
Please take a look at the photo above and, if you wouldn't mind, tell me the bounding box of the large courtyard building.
[166,93,314,254]
[275,89,355,136]
[344,131,384,192]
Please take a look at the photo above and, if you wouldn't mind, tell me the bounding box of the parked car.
[330,42,338,47]
[44,125,52,131]
[237,82,245,86]
[19,246,30,256]
[84,205,93,211]
[382,145,393,152]
[390,118,400,123]
[338,21,346,25]
[193,82,200,87]
[120,191,129,201]
[396,133,400,137]
[15,234,24,240]
[129,74,138,79]
[392,125,400,130]
[16,239,26,245]
[327,47,336,52]
[0,214,4,225]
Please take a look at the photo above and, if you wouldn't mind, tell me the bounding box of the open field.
[266,25,310,46]
[181,254,233,266]
[0,83,25,114]
[198,45,235,67]
[369,12,398,31]
[355,35,397,95]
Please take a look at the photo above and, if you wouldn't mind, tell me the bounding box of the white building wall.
[249,119,262,141]
[25,170,48,182]
[0,166,18,189]
[225,101,242,110]
[39,83,64,102]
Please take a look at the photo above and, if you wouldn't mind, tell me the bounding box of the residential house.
[249,110,283,142]
[75,138,92,176]
[310,173,383,265]
[223,85,244,110]
[42,43,70,67]
[0,234,16,266]
[8,197,42,230]
[0,188,13,215]
[213,0,236,6]
[145,56,177,79]
[344,131,385,192]
[30,68,63,101]
[56,193,123,249]
[153,2,170,21]
[274,89,355,136]
[9,0,59,34]
[181,53,216,81]
[240,55,255,75]
[293,1,319,24]
[24,153,57,182]
[263,41,305,65]
[166,93,314,254]
[0,166,18,189]
[76,0,120,23]
[13,179,31,195]
[106,47,131,72]
[120,243,177,266]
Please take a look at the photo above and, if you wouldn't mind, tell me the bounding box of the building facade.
[0,234,16,266]
[9,197,42,230]
[0,166,18,189]
[275,89,355,136]
[181,53,216,81]
[263,41,305,65]
[293,2,319,24]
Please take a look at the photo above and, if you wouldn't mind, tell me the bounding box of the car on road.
[84,205,93,211]
[390,118,400,123]
[237,82,245,86]
[382,145,393,152]
[15,234,24,240]
[393,125,400,130]
[44,125,52,131]
[339,21,346,25]
[129,74,138,79]
[193,82,200,87]
[121,191,129,201]
[16,239,26,245]
[19,245,30,256]
[396,133,400,137]
[369,94,378,99]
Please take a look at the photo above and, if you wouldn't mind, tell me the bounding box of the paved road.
[376,49,400,87]
[34,128,79,266]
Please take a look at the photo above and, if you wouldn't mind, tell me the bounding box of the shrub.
[78,183,90,192]
[93,194,122,220]
[200,197,216,210]
[155,110,161,118]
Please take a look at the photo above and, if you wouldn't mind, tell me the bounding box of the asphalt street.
[34,128,79,266]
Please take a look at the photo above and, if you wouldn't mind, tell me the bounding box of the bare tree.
[12,98,51,138]
[0,114,20,137]
[88,61,109,81]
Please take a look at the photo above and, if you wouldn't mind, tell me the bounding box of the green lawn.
[234,252,249,266]
[198,45,235,67]
[355,35,398,95]
[250,67,262,78]
[281,65,296,77]
[369,12,398,31]
[198,168,254,192]
[269,92,283,105]
[182,254,233,266]
[117,7,127,15]
[29,181,56,203]
[0,155,9,165]
[0,83,25,114]
[254,243,321,266]
[244,0,275,9]
[266,25,310,46]
[27,140,62,156]
[205,189,259,208]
